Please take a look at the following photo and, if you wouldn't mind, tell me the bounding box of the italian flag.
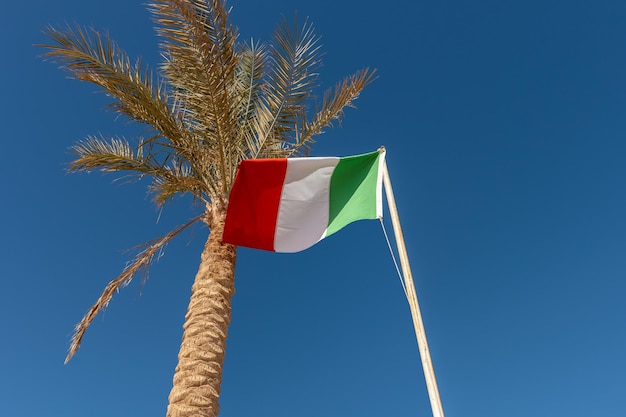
[222,150,386,252]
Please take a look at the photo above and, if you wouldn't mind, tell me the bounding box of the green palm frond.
[65,215,203,363]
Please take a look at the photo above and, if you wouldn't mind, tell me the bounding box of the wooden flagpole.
[382,160,445,417]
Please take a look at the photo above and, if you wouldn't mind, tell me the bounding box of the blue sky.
[2,1,626,416]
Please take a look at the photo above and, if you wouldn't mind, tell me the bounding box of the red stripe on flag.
[222,158,288,251]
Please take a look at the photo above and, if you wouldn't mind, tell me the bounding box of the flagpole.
[382,160,445,417]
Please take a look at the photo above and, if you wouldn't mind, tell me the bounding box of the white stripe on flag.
[274,157,340,253]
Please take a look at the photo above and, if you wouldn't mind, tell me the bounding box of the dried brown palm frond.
[150,161,208,206]
[65,215,203,363]
[41,25,183,145]
[249,17,322,159]
[150,0,239,195]
[232,41,268,161]
[295,68,377,155]
[40,24,221,203]
[71,136,165,175]
[70,135,209,205]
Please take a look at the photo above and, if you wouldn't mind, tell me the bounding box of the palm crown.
[45,1,373,209]
[41,1,373,415]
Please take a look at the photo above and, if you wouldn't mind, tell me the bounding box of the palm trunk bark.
[166,208,237,417]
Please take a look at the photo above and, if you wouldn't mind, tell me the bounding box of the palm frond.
[230,40,269,170]
[251,17,322,158]
[234,41,267,120]
[71,136,209,204]
[40,25,183,144]
[65,215,204,363]
[40,25,223,200]
[150,0,240,195]
[71,135,160,174]
[291,68,377,156]
[151,161,207,206]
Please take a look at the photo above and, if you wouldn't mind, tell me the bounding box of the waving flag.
[223,150,385,252]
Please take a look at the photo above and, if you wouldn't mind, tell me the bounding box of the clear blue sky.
[2,1,626,416]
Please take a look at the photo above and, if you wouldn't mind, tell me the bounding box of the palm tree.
[41,1,374,416]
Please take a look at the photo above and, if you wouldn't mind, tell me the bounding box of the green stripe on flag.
[326,151,381,237]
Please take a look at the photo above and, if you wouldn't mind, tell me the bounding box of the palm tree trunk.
[166,209,237,417]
